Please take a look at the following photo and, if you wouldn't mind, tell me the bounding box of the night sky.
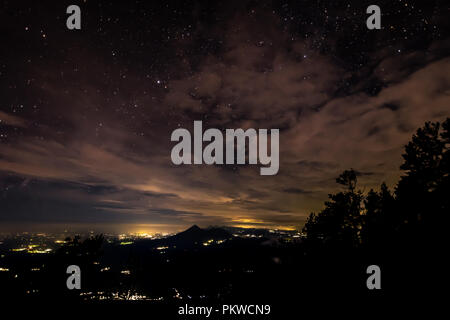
[0,0,449,233]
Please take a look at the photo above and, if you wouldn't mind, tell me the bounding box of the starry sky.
[0,0,449,233]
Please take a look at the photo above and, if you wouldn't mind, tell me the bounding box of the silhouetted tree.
[303,169,363,248]
[304,117,450,252]
[396,119,449,239]
[336,169,358,192]
[361,183,395,248]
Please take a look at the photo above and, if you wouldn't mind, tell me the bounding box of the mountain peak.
[146,225,230,249]
[186,225,201,232]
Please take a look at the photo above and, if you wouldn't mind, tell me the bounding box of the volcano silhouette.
[148,225,230,249]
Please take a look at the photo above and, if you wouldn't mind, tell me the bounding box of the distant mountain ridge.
[146,225,231,249]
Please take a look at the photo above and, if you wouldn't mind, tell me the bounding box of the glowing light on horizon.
[119,241,133,245]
